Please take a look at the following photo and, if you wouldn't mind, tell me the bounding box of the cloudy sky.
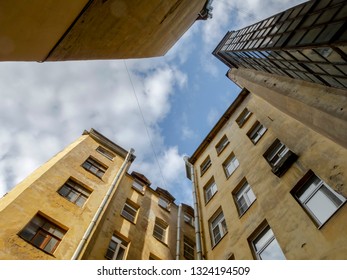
[0,0,306,205]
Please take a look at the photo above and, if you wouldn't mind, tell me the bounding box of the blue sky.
[0,0,306,205]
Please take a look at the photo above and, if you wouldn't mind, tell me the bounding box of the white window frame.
[295,174,346,227]
[121,200,139,223]
[251,225,286,260]
[248,121,267,144]
[204,180,218,203]
[235,181,256,216]
[132,180,144,193]
[210,211,227,247]
[153,218,168,243]
[216,135,230,155]
[158,197,170,210]
[105,235,128,260]
[223,154,239,177]
[266,140,290,167]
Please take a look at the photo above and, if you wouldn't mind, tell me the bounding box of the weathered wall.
[193,91,347,260]
[0,134,125,259]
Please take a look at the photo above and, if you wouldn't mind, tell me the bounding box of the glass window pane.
[259,238,286,260]
[254,228,274,251]
[44,238,58,253]
[306,186,339,225]
[116,247,125,260]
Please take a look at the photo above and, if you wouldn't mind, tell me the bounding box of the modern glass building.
[213,0,347,89]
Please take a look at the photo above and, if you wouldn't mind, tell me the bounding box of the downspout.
[71,148,135,260]
[184,156,203,260]
[176,204,182,260]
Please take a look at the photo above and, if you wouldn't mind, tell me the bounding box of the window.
[132,180,144,193]
[153,218,168,243]
[263,139,298,177]
[233,180,256,216]
[18,214,66,254]
[184,213,194,226]
[236,108,252,127]
[247,121,267,144]
[251,225,285,260]
[204,179,218,203]
[215,135,230,155]
[82,157,107,178]
[200,156,211,176]
[158,197,170,211]
[96,146,115,160]
[210,210,227,247]
[223,153,239,178]
[292,172,346,227]
[183,236,195,260]
[121,200,139,223]
[57,179,91,207]
[105,235,128,260]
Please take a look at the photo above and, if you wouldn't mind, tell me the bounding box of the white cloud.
[0,59,188,201]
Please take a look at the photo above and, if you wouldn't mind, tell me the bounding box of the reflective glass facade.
[213,0,347,89]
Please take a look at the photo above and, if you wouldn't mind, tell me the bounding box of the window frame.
[223,153,240,178]
[204,179,218,204]
[233,180,256,216]
[200,156,212,176]
[153,218,168,244]
[82,157,107,178]
[57,178,91,207]
[121,200,139,223]
[158,197,170,211]
[132,180,145,193]
[18,213,66,255]
[96,146,115,160]
[247,121,267,144]
[105,234,128,260]
[250,224,286,260]
[292,171,346,228]
[210,210,228,247]
[183,236,195,260]
[215,135,230,155]
[236,108,252,127]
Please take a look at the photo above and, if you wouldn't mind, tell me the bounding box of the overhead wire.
[123,60,168,190]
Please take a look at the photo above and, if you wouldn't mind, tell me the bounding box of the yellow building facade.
[187,82,347,260]
[0,129,195,260]
[0,0,211,62]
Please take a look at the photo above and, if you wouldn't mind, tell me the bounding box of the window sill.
[153,236,169,247]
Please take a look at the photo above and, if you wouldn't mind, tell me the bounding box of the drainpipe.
[184,156,203,260]
[176,204,182,260]
[71,148,135,260]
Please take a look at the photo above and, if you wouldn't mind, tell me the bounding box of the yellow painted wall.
[193,90,347,260]
[0,134,126,259]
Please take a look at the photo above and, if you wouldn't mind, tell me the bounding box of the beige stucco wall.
[0,134,126,259]
[83,173,196,260]
[193,91,347,260]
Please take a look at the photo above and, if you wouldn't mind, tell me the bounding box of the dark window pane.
[315,23,344,43]
[315,8,339,24]
[300,27,323,45]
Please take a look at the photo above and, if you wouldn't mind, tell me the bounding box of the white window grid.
[224,155,239,177]
[205,180,218,202]
[235,181,256,216]
[210,211,227,246]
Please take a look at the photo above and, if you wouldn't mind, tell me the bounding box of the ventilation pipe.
[71,148,135,260]
[176,204,182,260]
[184,156,203,260]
